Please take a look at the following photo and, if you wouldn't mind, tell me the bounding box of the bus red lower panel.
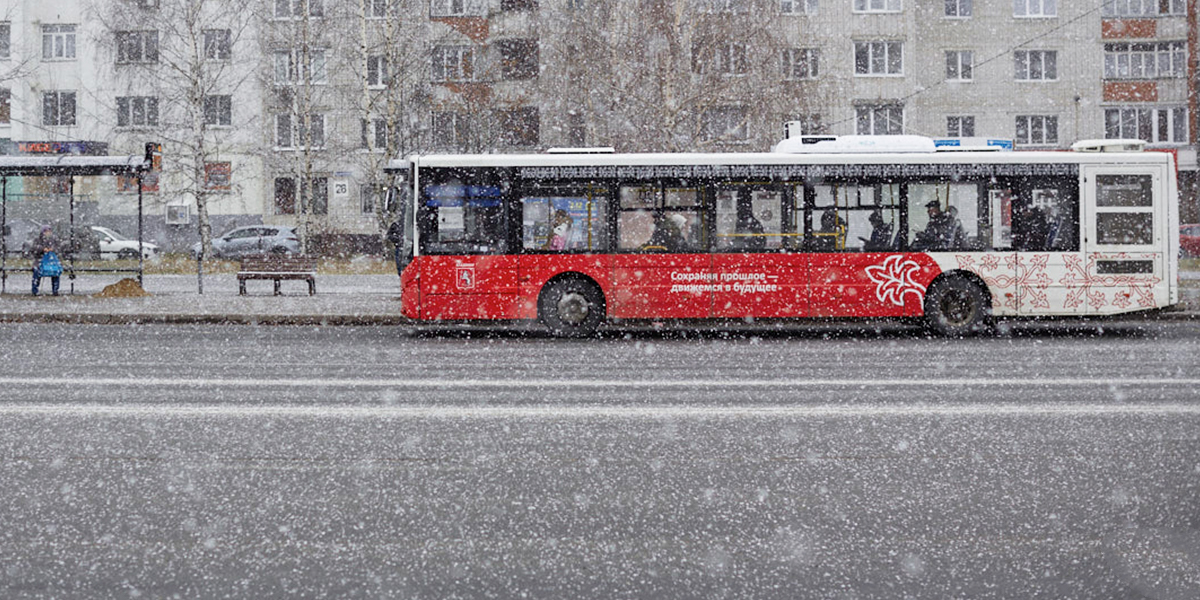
[422,293,521,320]
[809,253,940,317]
[613,254,712,319]
[417,255,520,320]
[710,254,808,318]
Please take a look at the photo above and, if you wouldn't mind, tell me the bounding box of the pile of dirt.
[93,278,152,298]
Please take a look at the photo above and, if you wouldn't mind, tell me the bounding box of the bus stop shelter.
[0,144,155,294]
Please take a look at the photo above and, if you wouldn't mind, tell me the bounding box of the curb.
[0,310,1194,327]
[0,313,415,326]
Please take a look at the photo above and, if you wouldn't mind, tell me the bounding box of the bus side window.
[421,180,506,254]
[1094,174,1153,246]
[617,184,705,252]
[715,186,782,251]
[618,186,657,250]
[907,183,978,251]
[1011,179,1079,251]
[521,191,609,252]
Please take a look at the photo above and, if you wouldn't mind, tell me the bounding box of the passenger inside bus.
[810,209,846,251]
[860,210,894,251]
[645,213,688,252]
[911,201,964,251]
[736,211,766,251]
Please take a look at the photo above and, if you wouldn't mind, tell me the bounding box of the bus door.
[611,183,711,319]
[1009,176,1086,315]
[710,184,806,318]
[417,183,520,320]
[1079,166,1167,314]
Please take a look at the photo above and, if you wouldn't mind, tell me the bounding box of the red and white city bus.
[386,135,1179,336]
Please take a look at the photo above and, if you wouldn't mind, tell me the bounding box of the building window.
[431,111,470,150]
[1101,0,1156,16]
[42,24,77,61]
[780,0,817,14]
[697,0,748,12]
[500,0,538,10]
[1014,50,1056,81]
[1105,107,1188,143]
[367,0,390,17]
[498,39,538,80]
[1158,0,1184,14]
[204,29,231,60]
[0,88,10,124]
[1013,0,1055,17]
[274,49,327,84]
[360,184,386,214]
[695,42,749,76]
[856,103,903,134]
[0,22,10,59]
[203,95,232,126]
[947,115,975,137]
[567,113,586,146]
[853,0,900,12]
[854,41,902,76]
[275,177,296,214]
[945,50,973,80]
[204,162,232,190]
[116,31,158,63]
[274,177,328,215]
[274,0,323,18]
[944,0,971,16]
[1015,115,1057,145]
[361,118,388,150]
[700,106,748,142]
[42,91,76,126]
[117,96,159,127]
[431,0,486,16]
[431,45,473,82]
[783,48,819,80]
[276,113,326,148]
[367,55,389,87]
[497,107,539,147]
[1103,42,1185,79]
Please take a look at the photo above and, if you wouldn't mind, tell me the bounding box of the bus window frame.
[515,180,613,254]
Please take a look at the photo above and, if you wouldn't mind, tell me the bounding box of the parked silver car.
[191,226,301,259]
[91,226,158,259]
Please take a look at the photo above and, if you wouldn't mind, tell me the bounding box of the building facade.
[2,0,1198,254]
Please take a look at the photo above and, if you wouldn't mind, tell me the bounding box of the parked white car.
[91,226,158,260]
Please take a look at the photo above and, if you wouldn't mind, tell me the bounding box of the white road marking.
[0,377,1197,389]
[0,403,1196,419]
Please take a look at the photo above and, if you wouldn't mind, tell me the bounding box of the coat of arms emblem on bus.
[456,264,476,290]
[865,255,927,307]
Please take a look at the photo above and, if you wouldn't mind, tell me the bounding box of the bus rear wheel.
[538,277,605,337]
[924,276,989,337]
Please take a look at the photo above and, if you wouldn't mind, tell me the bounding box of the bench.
[237,255,317,296]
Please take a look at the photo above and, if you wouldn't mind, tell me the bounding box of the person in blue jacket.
[31,226,61,296]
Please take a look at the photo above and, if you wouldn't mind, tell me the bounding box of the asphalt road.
[0,322,1198,599]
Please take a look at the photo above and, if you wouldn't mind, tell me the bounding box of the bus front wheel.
[923,276,989,337]
[538,277,605,337]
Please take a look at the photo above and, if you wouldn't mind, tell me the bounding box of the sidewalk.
[0,271,1196,326]
[0,273,408,325]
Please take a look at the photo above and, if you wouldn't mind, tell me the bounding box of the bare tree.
[350,0,429,241]
[89,0,258,289]
[542,0,820,152]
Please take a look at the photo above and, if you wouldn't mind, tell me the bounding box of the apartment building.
[2,0,1197,253]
